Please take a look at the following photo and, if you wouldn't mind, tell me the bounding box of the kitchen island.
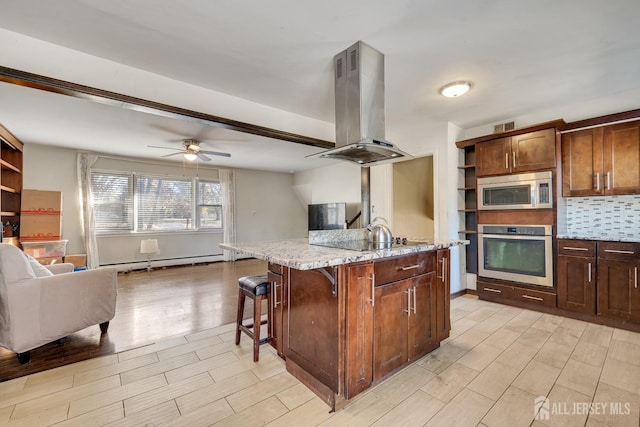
[221,237,467,410]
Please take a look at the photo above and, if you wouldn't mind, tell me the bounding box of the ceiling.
[0,0,639,172]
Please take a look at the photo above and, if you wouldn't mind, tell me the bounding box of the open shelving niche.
[457,145,477,274]
[0,123,23,245]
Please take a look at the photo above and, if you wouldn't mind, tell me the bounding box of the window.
[91,172,133,231]
[91,171,222,233]
[198,180,223,229]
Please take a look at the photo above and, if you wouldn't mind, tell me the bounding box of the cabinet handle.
[606,172,611,190]
[588,263,592,283]
[401,264,421,271]
[595,172,600,191]
[635,267,638,289]
[512,151,516,168]
[369,274,375,306]
[413,287,417,315]
[563,246,589,252]
[443,258,447,285]
[273,281,280,308]
[505,153,509,169]
[522,294,543,301]
[604,249,635,255]
[484,287,502,293]
[404,289,411,315]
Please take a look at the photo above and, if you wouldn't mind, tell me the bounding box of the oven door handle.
[479,233,549,241]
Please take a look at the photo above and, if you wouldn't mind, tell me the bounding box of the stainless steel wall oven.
[478,224,553,287]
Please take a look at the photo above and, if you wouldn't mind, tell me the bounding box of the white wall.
[23,143,307,269]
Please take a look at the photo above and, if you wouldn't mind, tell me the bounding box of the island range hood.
[308,41,411,166]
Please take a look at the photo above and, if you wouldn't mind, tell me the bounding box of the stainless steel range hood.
[308,41,410,166]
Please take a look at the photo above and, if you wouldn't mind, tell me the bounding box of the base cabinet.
[557,240,596,314]
[268,263,287,357]
[597,241,640,322]
[436,249,451,341]
[272,249,449,409]
[555,239,640,325]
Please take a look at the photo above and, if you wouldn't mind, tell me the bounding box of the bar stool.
[235,274,271,362]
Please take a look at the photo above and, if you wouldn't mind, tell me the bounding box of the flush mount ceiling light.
[439,81,473,98]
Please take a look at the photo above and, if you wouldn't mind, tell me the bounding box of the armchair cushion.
[0,243,36,283]
[26,254,54,277]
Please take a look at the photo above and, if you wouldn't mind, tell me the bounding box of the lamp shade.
[140,239,159,254]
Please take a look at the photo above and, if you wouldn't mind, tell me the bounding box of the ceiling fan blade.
[148,145,182,151]
[160,152,183,158]
[197,152,212,162]
[199,150,231,158]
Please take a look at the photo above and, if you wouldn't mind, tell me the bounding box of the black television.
[308,202,347,230]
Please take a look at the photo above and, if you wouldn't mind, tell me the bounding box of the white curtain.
[77,152,100,269]
[219,168,237,261]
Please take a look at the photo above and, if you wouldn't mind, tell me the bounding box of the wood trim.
[455,119,566,148]
[0,66,335,149]
[0,123,24,151]
[564,108,640,131]
[451,289,476,299]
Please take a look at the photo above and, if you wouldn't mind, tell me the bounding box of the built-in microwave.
[477,171,552,210]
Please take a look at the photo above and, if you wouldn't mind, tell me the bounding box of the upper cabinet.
[476,128,557,177]
[562,119,640,196]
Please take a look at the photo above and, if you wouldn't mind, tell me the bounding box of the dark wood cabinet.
[476,128,556,177]
[562,120,640,196]
[272,249,449,409]
[603,121,640,195]
[557,240,596,314]
[436,249,451,341]
[597,242,640,322]
[344,262,374,398]
[268,263,287,357]
[373,272,436,380]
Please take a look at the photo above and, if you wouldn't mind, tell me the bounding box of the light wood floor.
[1,294,639,426]
[0,259,267,382]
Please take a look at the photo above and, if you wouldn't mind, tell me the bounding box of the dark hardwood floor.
[0,258,267,382]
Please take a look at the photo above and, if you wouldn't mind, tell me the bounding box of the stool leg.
[235,289,245,345]
[253,294,262,362]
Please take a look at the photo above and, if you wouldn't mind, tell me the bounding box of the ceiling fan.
[148,139,231,162]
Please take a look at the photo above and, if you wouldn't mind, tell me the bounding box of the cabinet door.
[436,249,450,341]
[603,120,640,195]
[561,128,604,196]
[476,137,510,177]
[268,269,285,357]
[408,273,437,360]
[373,280,409,380]
[511,128,556,173]
[557,255,596,314]
[597,259,640,321]
[344,263,374,398]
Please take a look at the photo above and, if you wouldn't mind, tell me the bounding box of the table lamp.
[140,239,159,272]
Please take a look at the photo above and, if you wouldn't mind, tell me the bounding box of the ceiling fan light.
[183,152,198,161]
[439,81,473,98]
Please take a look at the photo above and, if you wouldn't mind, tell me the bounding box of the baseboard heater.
[100,253,252,272]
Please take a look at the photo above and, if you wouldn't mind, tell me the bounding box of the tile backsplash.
[565,195,640,240]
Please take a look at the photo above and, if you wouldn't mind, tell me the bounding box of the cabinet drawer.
[478,282,513,299]
[268,262,284,275]
[558,239,596,257]
[512,287,556,308]
[374,252,435,285]
[598,241,640,261]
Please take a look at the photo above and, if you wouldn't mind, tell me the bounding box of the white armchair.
[0,243,117,363]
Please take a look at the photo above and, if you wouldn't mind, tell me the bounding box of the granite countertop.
[556,234,640,243]
[220,238,468,270]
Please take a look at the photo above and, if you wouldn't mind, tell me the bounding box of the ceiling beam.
[0,66,335,149]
